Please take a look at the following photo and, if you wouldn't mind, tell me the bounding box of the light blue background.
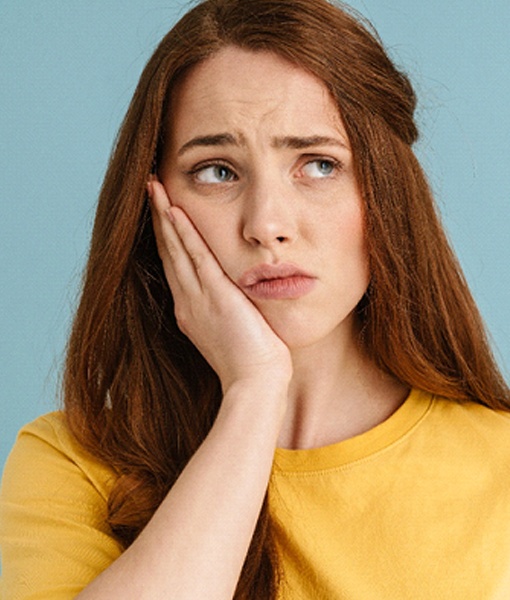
[1,0,509,473]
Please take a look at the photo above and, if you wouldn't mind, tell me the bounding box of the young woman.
[1,0,509,598]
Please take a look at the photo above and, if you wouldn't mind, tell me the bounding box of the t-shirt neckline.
[273,388,433,473]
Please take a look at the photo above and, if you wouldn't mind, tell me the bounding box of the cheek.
[160,176,240,273]
[331,205,369,283]
[183,206,240,272]
[162,180,220,246]
[322,198,366,253]
[349,220,369,280]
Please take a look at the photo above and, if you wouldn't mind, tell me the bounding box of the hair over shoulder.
[63,1,510,597]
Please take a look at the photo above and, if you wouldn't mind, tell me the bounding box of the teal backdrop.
[1,0,509,473]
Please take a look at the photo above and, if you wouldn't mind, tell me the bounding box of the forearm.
[77,382,286,600]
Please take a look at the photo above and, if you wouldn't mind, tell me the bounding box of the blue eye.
[302,159,338,178]
[195,164,236,183]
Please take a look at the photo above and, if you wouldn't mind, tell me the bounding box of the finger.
[149,181,198,295]
[148,176,171,210]
[168,205,230,291]
[149,178,176,253]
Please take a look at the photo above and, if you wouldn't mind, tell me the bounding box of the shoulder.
[423,393,510,459]
[2,411,117,504]
[0,412,122,596]
[430,394,510,428]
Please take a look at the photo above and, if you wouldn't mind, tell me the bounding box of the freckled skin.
[160,46,369,351]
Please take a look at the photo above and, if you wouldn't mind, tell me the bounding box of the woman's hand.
[77,179,290,600]
[148,179,292,396]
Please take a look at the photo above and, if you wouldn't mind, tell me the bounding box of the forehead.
[167,46,348,146]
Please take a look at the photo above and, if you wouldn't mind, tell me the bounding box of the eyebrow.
[177,133,239,156]
[177,133,348,156]
[272,135,347,150]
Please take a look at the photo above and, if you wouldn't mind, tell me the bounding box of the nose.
[241,180,298,248]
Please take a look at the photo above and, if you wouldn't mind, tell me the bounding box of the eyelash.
[300,157,343,178]
[187,160,237,182]
[186,156,344,183]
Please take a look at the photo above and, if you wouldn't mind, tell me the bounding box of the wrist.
[219,377,290,430]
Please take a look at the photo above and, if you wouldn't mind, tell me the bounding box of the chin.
[267,313,358,353]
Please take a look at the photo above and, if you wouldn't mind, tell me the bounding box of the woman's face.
[159,46,369,350]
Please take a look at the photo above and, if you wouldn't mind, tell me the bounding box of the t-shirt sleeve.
[0,413,123,599]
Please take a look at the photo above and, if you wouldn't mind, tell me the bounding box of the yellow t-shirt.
[270,389,510,599]
[0,413,122,599]
[2,389,510,598]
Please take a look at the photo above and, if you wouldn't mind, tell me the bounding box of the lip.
[238,263,316,300]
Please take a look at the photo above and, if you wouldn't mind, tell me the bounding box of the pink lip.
[238,263,316,300]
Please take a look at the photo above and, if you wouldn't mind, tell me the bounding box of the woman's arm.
[76,181,292,599]
[77,381,286,599]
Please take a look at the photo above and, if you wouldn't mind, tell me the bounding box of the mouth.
[238,263,316,300]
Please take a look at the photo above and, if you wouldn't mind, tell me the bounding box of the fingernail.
[146,180,154,198]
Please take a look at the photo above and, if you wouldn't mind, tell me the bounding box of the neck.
[277,321,409,450]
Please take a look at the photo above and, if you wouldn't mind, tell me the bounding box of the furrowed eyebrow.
[271,135,348,150]
[176,133,348,157]
[177,133,241,156]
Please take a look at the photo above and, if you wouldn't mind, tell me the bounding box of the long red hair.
[63,0,509,597]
